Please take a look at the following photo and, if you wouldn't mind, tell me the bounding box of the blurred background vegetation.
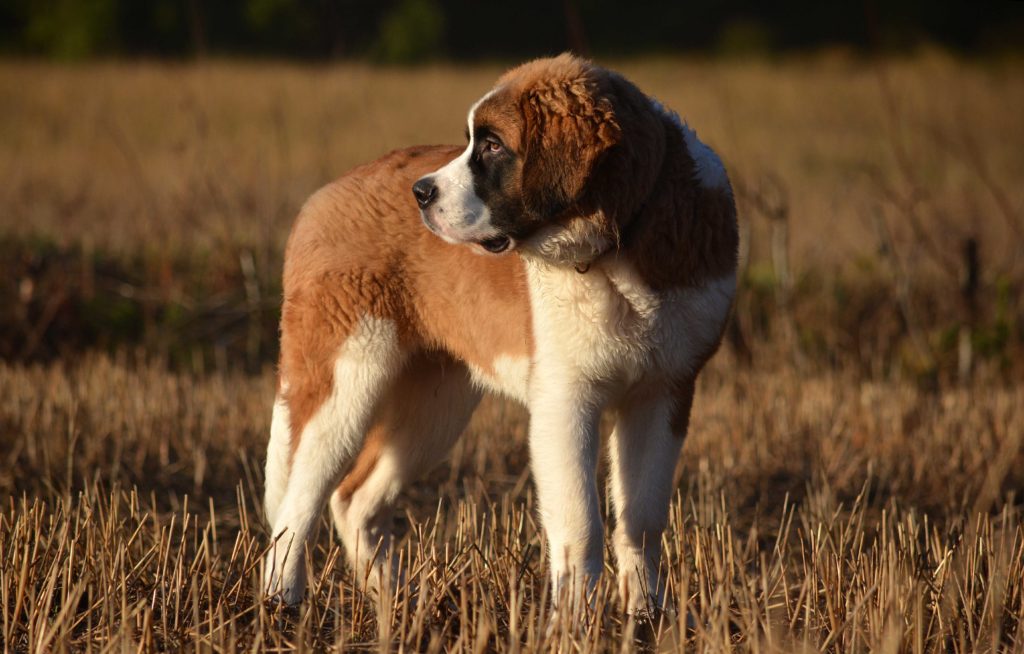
[1,0,1023,63]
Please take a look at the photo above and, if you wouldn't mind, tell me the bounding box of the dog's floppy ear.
[519,73,621,220]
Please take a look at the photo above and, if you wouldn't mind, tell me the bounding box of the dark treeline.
[1,0,1022,62]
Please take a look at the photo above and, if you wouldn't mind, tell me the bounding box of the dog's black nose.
[412,178,438,208]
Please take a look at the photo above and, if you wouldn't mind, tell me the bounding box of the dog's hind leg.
[263,316,406,605]
[330,354,481,596]
[264,385,292,527]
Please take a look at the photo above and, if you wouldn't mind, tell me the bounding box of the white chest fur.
[467,259,734,404]
[528,259,657,385]
[527,258,734,394]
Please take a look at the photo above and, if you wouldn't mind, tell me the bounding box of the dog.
[263,53,738,613]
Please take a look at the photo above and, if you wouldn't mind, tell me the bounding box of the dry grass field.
[1,54,1023,651]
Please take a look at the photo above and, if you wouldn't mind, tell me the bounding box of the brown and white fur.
[263,54,738,614]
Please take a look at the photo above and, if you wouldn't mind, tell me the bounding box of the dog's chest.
[466,260,735,404]
[526,260,735,392]
[528,262,655,378]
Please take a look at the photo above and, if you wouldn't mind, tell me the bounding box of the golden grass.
[1,354,1023,651]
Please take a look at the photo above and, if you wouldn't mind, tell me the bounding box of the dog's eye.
[484,138,503,154]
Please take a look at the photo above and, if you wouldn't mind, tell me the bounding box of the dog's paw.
[263,552,306,606]
[264,583,305,607]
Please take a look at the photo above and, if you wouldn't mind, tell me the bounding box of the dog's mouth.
[421,212,515,255]
[477,236,513,254]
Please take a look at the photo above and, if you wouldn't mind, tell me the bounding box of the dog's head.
[414,54,666,265]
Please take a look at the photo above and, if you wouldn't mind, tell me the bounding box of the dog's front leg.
[607,383,690,615]
[528,373,604,614]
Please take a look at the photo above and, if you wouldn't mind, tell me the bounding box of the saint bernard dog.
[263,53,738,614]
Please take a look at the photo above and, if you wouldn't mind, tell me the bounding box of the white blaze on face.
[421,90,501,245]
